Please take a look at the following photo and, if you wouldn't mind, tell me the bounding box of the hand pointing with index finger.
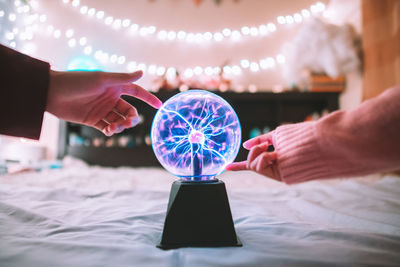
[226,131,282,182]
[46,70,162,136]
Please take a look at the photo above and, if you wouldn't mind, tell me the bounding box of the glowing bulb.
[250,27,258,36]
[293,13,302,23]
[62,0,69,4]
[139,27,149,36]
[259,25,268,35]
[250,62,259,72]
[240,59,250,69]
[222,28,231,37]
[110,54,117,63]
[100,53,109,64]
[166,67,176,79]
[122,19,131,27]
[157,66,166,76]
[113,19,122,29]
[194,66,203,75]
[277,16,285,24]
[79,37,87,46]
[231,30,241,40]
[68,38,77,47]
[184,68,194,78]
[96,10,104,19]
[301,9,310,18]
[88,8,96,16]
[0,10,4,17]
[285,15,294,24]
[312,2,325,13]
[310,4,321,13]
[259,59,268,69]
[213,66,221,75]
[80,6,88,14]
[203,32,212,41]
[94,50,102,60]
[157,30,168,40]
[267,23,276,32]
[130,24,139,32]
[53,29,61,38]
[223,65,232,75]
[105,16,113,25]
[9,13,17,21]
[117,56,126,64]
[5,32,15,40]
[10,41,16,48]
[71,0,80,7]
[232,65,242,75]
[241,26,250,35]
[65,29,74,38]
[177,31,186,40]
[83,45,92,55]
[148,65,157,75]
[167,31,176,40]
[186,33,195,42]
[266,57,276,68]
[147,26,156,34]
[213,32,223,42]
[204,66,214,76]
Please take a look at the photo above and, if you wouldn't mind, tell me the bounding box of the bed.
[0,157,399,266]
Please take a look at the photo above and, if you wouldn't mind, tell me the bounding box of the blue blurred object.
[67,56,100,71]
[249,127,261,139]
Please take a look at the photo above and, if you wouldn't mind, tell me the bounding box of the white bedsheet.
[0,160,399,266]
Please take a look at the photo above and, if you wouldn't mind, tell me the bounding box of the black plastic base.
[157,179,242,250]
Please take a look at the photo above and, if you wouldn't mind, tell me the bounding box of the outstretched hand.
[47,70,162,136]
[226,131,281,181]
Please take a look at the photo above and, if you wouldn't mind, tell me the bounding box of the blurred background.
[3,0,394,172]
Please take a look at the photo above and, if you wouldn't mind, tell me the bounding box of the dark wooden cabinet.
[58,90,339,167]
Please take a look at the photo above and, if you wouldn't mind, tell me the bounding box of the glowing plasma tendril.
[151,90,241,181]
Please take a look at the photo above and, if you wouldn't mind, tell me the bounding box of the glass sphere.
[151,90,241,181]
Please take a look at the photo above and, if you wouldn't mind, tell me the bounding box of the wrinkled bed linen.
[0,163,399,267]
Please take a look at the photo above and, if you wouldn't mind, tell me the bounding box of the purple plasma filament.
[151,90,241,180]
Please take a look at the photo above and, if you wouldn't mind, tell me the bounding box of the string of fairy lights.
[0,0,326,80]
[61,0,325,43]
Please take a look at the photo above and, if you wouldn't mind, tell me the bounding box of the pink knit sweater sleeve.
[274,86,400,184]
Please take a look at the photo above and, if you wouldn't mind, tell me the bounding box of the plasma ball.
[151,90,242,181]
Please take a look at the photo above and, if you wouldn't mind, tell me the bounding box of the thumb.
[105,70,143,85]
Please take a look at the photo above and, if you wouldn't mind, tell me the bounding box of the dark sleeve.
[0,44,50,140]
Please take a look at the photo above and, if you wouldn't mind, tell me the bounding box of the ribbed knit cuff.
[274,122,331,184]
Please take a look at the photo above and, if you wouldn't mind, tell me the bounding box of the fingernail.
[131,117,140,127]
[156,100,163,109]
[115,126,125,133]
[243,141,250,149]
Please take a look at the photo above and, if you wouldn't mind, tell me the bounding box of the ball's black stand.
[157,179,242,250]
